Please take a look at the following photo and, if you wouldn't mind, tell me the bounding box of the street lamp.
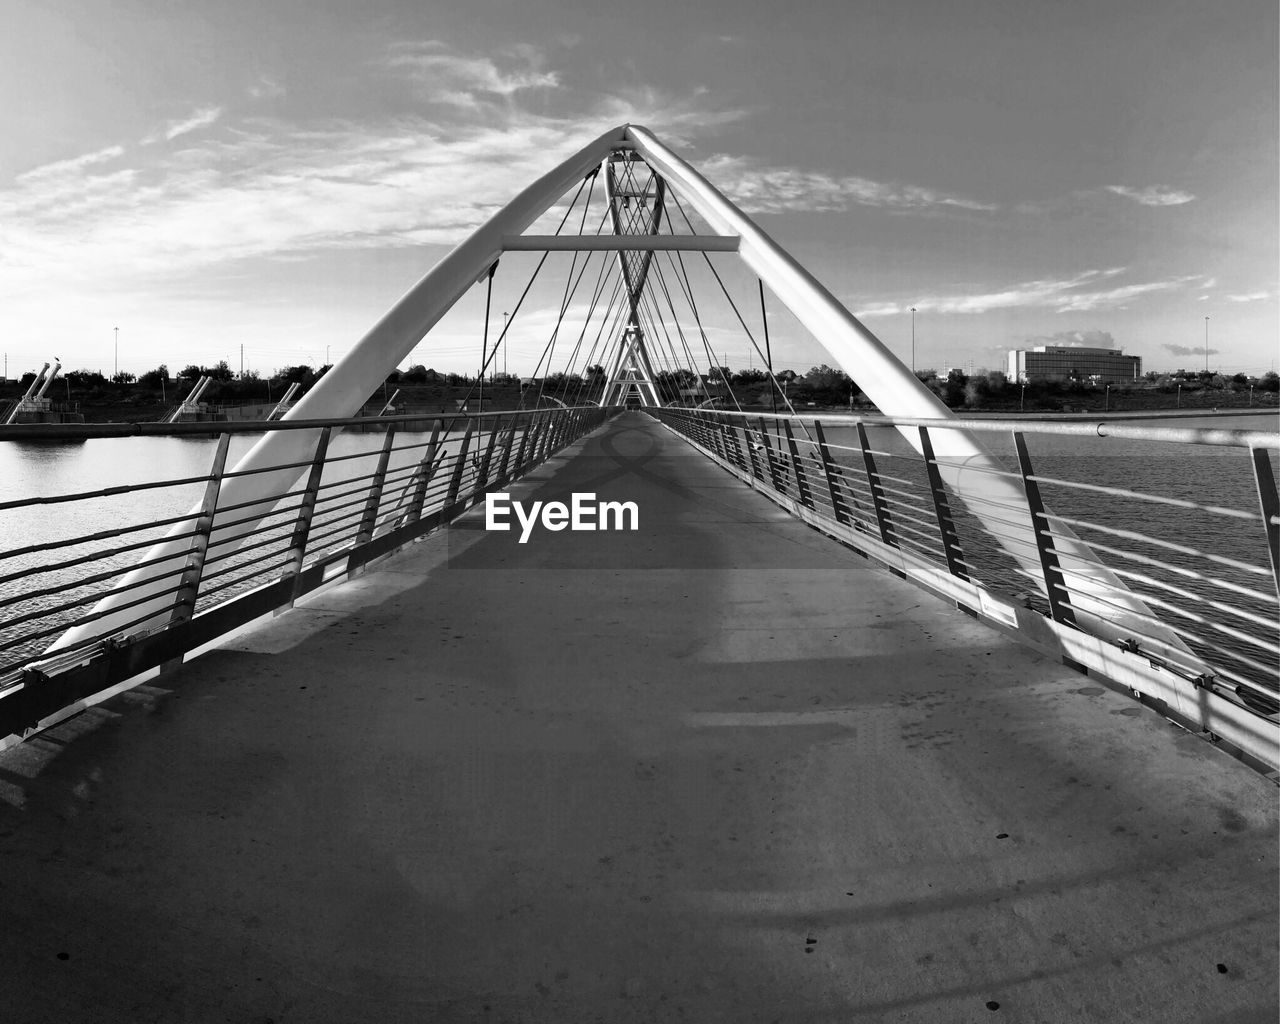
[910,307,917,374]
[1104,383,1111,413]
[1020,382,1026,412]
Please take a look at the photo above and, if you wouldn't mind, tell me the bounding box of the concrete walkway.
[1,412,1275,1023]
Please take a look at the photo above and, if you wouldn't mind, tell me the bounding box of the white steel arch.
[54,125,1203,671]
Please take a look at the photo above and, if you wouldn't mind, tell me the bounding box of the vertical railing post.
[347,424,396,575]
[918,427,967,580]
[857,422,896,547]
[742,422,761,481]
[514,414,534,472]
[535,412,552,461]
[724,417,745,470]
[169,431,231,628]
[757,417,783,491]
[472,418,501,502]
[406,420,442,525]
[1250,446,1280,599]
[812,420,848,525]
[282,427,332,605]
[782,420,814,509]
[445,420,474,511]
[497,413,519,483]
[1014,431,1076,626]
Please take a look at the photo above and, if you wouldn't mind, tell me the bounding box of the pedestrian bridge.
[0,410,1276,1022]
[0,123,1277,1020]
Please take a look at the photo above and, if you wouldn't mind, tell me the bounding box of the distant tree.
[1230,372,1249,386]
[585,364,606,383]
[941,369,968,406]
[273,364,315,385]
[111,371,136,384]
[732,368,767,386]
[138,364,169,389]
[804,364,852,390]
[707,365,731,383]
[178,364,203,381]
[208,360,234,382]
[985,370,1008,392]
[1261,371,1279,393]
[66,368,106,387]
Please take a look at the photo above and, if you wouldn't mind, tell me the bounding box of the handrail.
[0,406,614,744]
[650,405,1280,774]
[682,407,1279,450]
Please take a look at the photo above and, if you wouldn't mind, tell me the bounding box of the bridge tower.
[599,149,663,407]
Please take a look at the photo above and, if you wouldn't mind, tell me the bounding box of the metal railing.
[0,405,611,740]
[652,407,1280,773]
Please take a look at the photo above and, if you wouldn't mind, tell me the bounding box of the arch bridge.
[0,125,1276,1022]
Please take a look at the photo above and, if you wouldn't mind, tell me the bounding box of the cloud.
[1226,291,1270,302]
[700,155,996,215]
[1162,344,1219,357]
[16,145,124,182]
[1105,185,1195,206]
[0,45,749,304]
[1026,329,1117,349]
[853,268,1201,318]
[157,106,224,142]
[248,77,286,100]
[384,41,560,108]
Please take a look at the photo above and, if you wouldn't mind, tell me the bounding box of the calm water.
[1,413,1277,690]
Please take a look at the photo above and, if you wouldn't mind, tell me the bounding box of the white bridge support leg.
[624,126,1200,666]
[51,126,632,651]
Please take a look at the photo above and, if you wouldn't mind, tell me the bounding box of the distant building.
[1007,345,1141,384]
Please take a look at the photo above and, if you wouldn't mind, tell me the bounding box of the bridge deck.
[1,412,1275,1022]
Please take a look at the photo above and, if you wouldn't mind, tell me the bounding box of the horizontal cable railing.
[0,406,611,734]
[652,407,1280,737]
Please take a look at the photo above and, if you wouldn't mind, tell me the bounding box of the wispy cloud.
[1025,329,1117,349]
[853,268,1202,317]
[1226,291,1270,302]
[16,145,124,182]
[0,46,745,300]
[1105,184,1195,206]
[384,41,560,108]
[1162,344,1218,357]
[247,77,285,100]
[147,106,224,143]
[700,155,996,215]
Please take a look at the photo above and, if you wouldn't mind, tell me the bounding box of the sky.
[1,0,1276,383]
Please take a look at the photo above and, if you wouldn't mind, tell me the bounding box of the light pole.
[114,326,118,379]
[910,306,917,374]
[1104,383,1111,413]
[1204,316,1209,375]
[503,312,509,377]
[1020,383,1026,412]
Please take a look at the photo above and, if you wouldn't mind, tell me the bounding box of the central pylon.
[599,150,663,407]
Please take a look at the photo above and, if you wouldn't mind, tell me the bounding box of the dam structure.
[0,125,1276,1022]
